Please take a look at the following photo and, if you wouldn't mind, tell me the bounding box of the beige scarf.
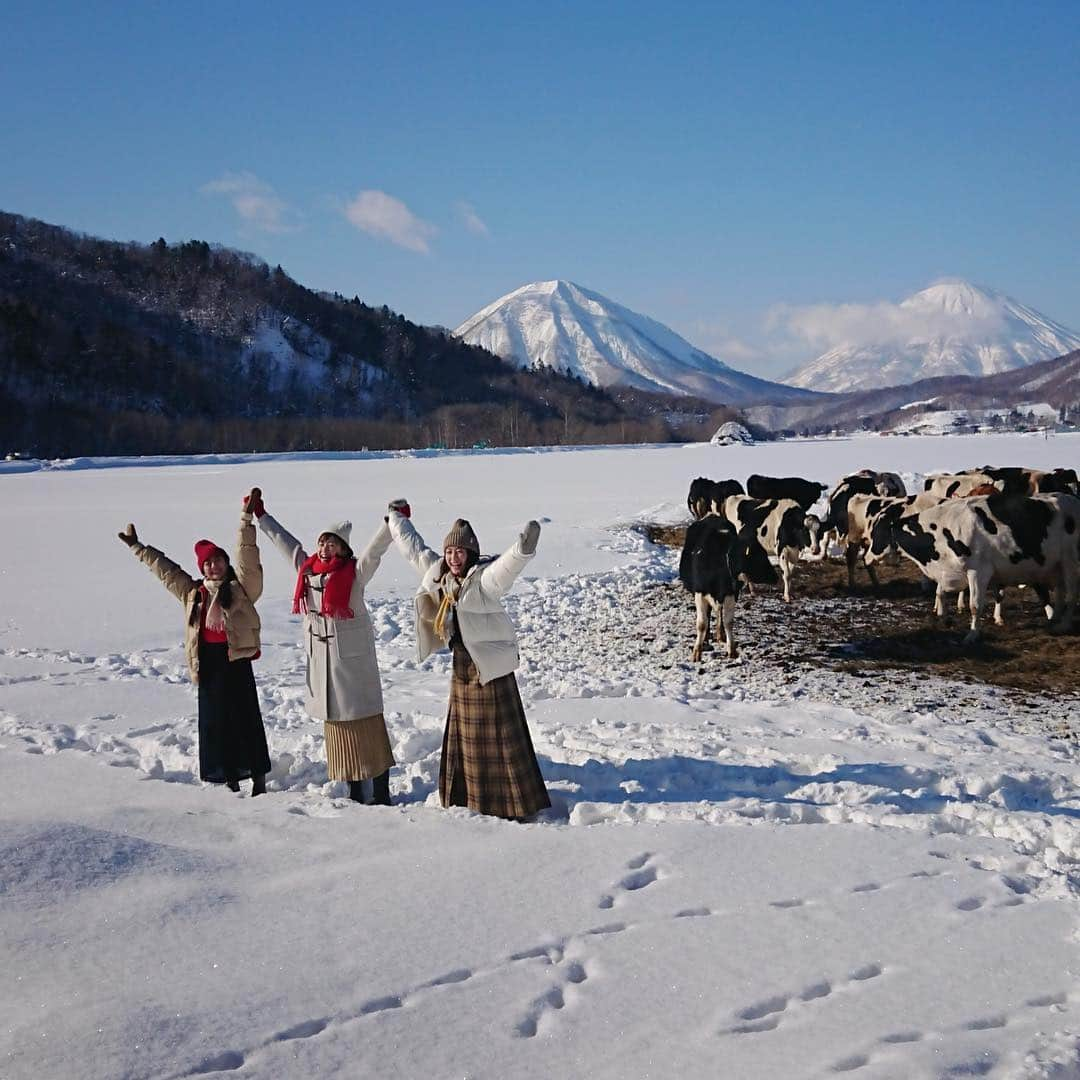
[202,579,227,633]
[432,575,463,644]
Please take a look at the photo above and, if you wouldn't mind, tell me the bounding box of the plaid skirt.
[442,646,550,819]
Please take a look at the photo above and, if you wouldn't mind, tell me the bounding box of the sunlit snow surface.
[3,433,1080,1079]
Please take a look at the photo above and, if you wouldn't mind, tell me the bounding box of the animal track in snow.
[596,853,663,909]
[722,962,884,1037]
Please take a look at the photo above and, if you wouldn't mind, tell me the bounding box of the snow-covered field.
[3,433,1080,1080]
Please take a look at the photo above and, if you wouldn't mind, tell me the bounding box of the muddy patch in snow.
[640,523,1080,705]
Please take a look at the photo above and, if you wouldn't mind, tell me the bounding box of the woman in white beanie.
[253,489,395,804]
[387,501,549,820]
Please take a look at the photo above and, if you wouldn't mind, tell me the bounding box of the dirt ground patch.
[643,522,1080,699]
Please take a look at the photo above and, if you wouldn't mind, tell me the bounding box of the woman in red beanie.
[118,490,270,795]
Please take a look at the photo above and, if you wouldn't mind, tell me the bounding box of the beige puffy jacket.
[387,510,534,685]
[129,512,263,683]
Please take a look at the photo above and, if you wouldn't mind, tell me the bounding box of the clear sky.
[5,0,1079,378]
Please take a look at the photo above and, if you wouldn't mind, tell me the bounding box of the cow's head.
[805,513,823,556]
[733,526,779,585]
[864,509,899,565]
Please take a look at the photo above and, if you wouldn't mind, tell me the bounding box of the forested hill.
[0,213,738,456]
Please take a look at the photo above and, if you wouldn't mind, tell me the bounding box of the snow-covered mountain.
[454,280,816,405]
[786,281,1080,393]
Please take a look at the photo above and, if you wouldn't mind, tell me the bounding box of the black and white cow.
[745,474,828,512]
[841,491,941,589]
[723,495,817,602]
[864,492,1080,641]
[820,470,908,558]
[687,477,745,519]
[679,516,778,660]
[923,472,1003,499]
[974,466,1080,496]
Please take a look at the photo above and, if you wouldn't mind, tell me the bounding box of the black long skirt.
[197,643,271,784]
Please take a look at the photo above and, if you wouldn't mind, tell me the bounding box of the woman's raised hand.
[118,523,139,547]
[519,520,541,554]
[387,498,411,519]
[243,487,265,518]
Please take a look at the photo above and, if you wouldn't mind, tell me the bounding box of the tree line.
[0,212,744,456]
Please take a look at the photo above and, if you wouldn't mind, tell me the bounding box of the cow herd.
[678,465,1080,660]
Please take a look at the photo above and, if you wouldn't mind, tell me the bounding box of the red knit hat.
[194,539,228,570]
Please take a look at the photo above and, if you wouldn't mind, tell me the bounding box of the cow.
[975,466,1080,496]
[723,495,817,602]
[841,491,942,589]
[679,516,778,660]
[927,467,1078,498]
[687,477,745,520]
[745,474,828,512]
[821,470,910,558]
[864,492,1080,642]
[923,472,1005,499]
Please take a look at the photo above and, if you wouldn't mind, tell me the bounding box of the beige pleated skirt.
[324,713,395,781]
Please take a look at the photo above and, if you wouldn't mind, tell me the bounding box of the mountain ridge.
[455,279,819,406]
[786,280,1080,393]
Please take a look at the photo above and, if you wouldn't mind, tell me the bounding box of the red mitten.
[244,487,265,518]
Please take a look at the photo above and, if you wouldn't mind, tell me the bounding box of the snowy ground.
[3,433,1080,1079]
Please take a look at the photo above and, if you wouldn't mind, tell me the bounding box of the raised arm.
[255,492,309,572]
[387,504,441,578]
[356,520,394,587]
[118,524,198,604]
[479,521,540,598]
[234,490,264,602]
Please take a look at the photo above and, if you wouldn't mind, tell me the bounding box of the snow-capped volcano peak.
[455,280,813,405]
[785,280,1080,393]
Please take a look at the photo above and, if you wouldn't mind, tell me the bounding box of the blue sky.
[6,0,1079,378]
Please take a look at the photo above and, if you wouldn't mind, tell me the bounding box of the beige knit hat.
[318,520,353,550]
[442,518,480,553]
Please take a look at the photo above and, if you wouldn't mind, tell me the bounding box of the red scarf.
[293,555,357,619]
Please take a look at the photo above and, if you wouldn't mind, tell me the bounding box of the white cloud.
[200,172,297,234]
[456,201,490,237]
[344,190,437,253]
[684,319,763,364]
[767,295,1004,350]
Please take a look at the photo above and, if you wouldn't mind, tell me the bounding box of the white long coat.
[387,511,533,685]
[260,513,391,721]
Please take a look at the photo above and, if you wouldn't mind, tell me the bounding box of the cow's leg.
[957,589,967,613]
[692,593,710,662]
[1050,565,1076,633]
[992,585,1005,626]
[864,551,879,590]
[845,543,858,590]
[720,595,737,659]
[1035,584,1054,621]
[780,548,794,602]
[713,596,726,646]
[934,586,946,618]
[964,570,986,643]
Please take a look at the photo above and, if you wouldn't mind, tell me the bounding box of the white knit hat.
[317,520,353,550]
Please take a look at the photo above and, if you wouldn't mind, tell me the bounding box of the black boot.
[251,774,266,797]
[226,777,241,793]
[348,780,365,803]
[372,770,392,806]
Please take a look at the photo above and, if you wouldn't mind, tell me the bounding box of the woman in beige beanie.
[254,489,395,805]
[387,501,549,820]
